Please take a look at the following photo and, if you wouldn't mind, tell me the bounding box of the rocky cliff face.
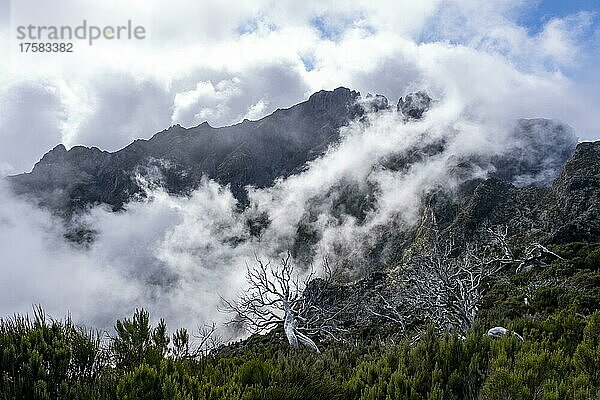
[439,141,600,245]
[8,88,579,223]
[8,87,362,216]
[550,142,600,243]
[301,140,600,338]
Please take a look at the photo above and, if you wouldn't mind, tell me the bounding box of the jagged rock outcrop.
[492,118,578,186]
[8,87,362,216]
[6,87,587,255]
[397,91,432,120]
[551,141,600,243]
[304,140,600,339]
[444,141,600,245]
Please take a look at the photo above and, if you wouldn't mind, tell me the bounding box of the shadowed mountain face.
[299,140,600,336]
[8,87,363,216]
[6,87,582,230]
[439,141,600,244]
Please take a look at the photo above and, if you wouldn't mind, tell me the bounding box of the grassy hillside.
[1,242,599,400]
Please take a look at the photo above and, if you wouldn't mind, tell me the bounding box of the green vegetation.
[1,242,599,399]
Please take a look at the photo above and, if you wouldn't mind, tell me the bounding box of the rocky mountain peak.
[397,91,432,120]
[307,87,360,112]
[362,93,390,113]
[7,88,594,230]
[36,144,67,166]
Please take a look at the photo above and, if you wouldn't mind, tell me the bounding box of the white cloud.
[0,0,598,331]
[0,177,257,332]
[172,78,243,126]
[0,81,66,173]
[0,181,140,328]
[244,99,268,120]
[537,12,594,66]
[0,1,597,162]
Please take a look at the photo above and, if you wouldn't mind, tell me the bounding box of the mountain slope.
[8,88,577,224]
[306,140,600,336]
[8,87,363,215]
[443,141,600,245]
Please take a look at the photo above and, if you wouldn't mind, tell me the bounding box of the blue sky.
[520,1,600,120]
[520,0,600,33]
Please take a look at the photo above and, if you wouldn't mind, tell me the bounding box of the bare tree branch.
[373,225,562,334]
[222,252,347,352]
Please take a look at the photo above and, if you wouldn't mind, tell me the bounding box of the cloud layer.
[1,0,599,173]
[0,0,598,333]
[0,93,575,334]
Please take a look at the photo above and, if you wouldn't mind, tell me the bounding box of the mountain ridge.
[7,87,581,223]
[8,87,363,215]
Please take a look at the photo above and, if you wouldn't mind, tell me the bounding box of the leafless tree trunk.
[223,252,346,352]
[377,225,562,334]
[191,322,223,358]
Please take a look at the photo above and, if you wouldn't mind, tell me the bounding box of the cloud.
[73,73,173,151]
[1,0,598,170]
[0,180,140,328]
[0,0,599,332]
[169,63,309,127]
[172,79,243,126]
[537,12,594,66]
[0,176,255,332]
[0,81,66,173]
[244,99,268,120]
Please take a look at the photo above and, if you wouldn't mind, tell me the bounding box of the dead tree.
[383,225,562,334]
[191,322,223,358]
[403,232,502,333]
[223,252,346,352]
[484,226,563,273]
